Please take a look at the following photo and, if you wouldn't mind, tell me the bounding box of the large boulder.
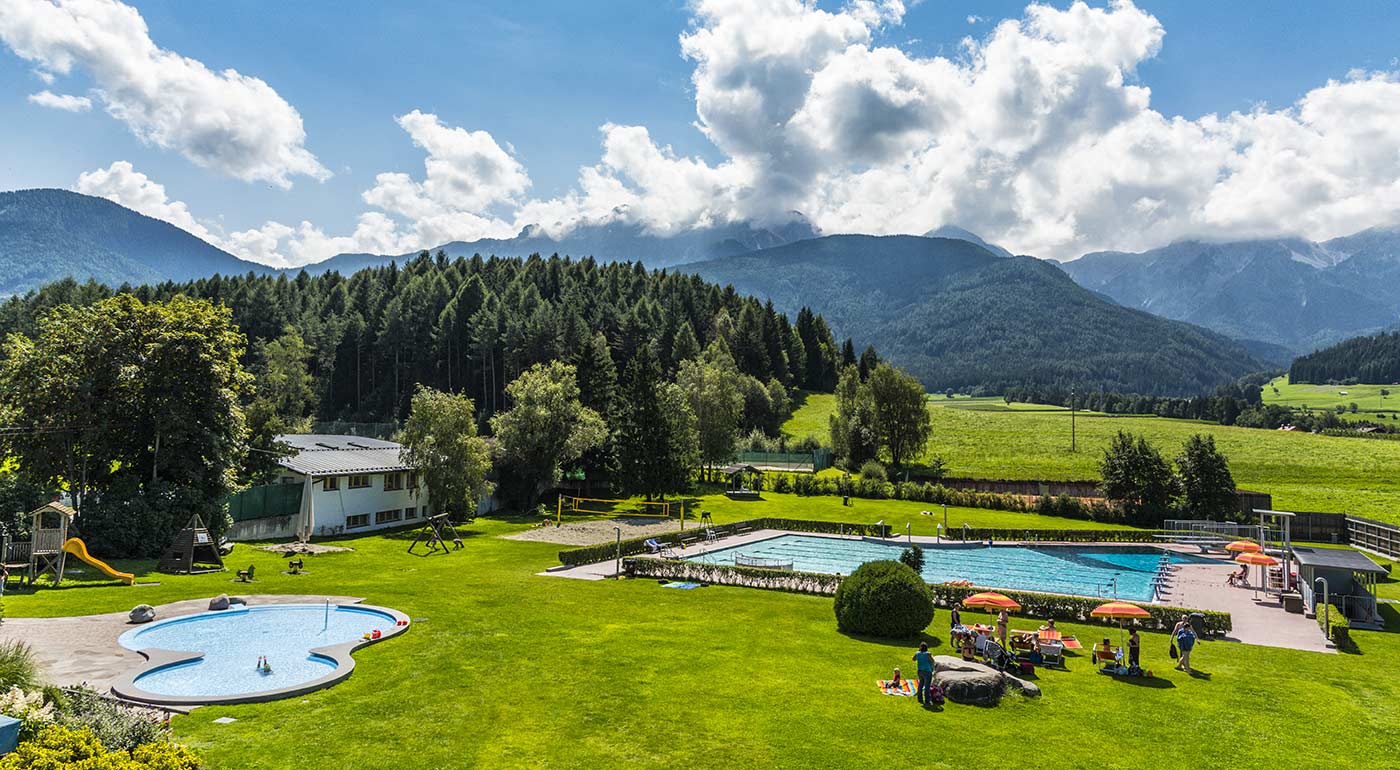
[208,594,230,611]
[931,655,1041,699]
[128,604,155,623]
[934,669,1005,706]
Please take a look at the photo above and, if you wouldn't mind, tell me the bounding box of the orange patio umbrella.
[1226,540,1262,553]
[1091,601,1150,646]
[1235,552,1280,599]
[963,592,1020,633]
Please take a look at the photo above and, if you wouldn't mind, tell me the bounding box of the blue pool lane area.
[118,604,401,700]
[688,535,1212,601]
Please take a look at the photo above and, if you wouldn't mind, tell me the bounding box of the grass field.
[1262,375,1400,422]
[5,494,1399,770]
[784,393,1400,521]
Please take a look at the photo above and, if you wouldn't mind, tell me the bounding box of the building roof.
[275,434,412,477]
[1292,547,1388,575]
[276,434,399,451]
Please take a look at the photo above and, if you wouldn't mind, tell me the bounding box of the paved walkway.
[0,594,364,693]
[544,530,1335,652]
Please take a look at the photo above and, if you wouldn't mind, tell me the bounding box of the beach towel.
[878,679,915,696]
[660,582,703,590]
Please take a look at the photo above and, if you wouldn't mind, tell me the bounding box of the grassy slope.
[1263,375,1400,422]
[784,394,1400,521]
[5,502,1398,770]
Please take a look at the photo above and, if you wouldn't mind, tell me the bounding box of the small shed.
[1294,547,1387,628]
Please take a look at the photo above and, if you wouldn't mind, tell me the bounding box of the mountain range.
[1061,230,1400,354]
[302,213,819,275]
[678,235,1265,395]
[0,188,265,295]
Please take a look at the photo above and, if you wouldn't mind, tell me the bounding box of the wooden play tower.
[29,501,76,584]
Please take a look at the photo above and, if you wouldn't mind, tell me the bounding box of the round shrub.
[833,560,934,638]
[858,460,887,482]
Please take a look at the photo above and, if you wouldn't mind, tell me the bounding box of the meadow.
[5,494,1398,770]
[1262,375,1400,422]
[784,393,1400,522]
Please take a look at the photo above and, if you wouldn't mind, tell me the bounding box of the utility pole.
[1070,387,1077,453]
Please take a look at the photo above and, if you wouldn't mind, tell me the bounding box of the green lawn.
[5,496,1398,770]
[784,393,1400,522]
[1262,375,1400,423]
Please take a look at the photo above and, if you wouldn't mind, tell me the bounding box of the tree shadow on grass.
[839,630,944,650]
[1104,672,1177,689]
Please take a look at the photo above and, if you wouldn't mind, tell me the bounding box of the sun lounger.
[644,538,677,558]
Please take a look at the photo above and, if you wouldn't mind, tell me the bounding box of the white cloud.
[27,89,90,111]
[0,0,328,188]
[76,160,220,243]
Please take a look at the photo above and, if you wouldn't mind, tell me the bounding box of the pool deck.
[0,594,365,699]
[546,530,1335,653]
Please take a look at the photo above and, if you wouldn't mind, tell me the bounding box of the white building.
[273,434,429,538]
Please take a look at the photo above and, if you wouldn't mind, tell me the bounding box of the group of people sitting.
[947,617,1067,670]
[1226,564,1250,587]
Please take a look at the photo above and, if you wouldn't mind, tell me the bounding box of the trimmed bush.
[858,460,887,482]
[1317,604,1352,648]
[833,560,934,639]
[558,517,892,566]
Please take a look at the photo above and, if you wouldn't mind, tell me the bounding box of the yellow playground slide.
[61,538,135,585]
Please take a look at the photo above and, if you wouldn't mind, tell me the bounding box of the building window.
[375,509,402,524]
[346,514,370,528]
[323,476,339,491]
[348,475,371,489]
[406,471,418,489]
[384,472,403,491]
[403,506,418,520]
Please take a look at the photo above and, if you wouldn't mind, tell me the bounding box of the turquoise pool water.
[689,535,1209,601]
[118,604,398,699]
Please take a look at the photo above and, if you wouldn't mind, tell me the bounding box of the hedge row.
[557,517,892,566]
[1317,604,1352,647]
[950,528,1167,543]
[622,558,1232,635]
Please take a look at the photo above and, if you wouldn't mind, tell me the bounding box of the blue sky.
[3,1,1400,265]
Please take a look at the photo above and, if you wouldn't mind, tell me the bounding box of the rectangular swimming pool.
[687,534,1212,601]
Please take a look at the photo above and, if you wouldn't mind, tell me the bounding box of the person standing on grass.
[950,604,961,630]
[912,642,934,705]
[1128,628,1141,668]
[996,608,1009,648]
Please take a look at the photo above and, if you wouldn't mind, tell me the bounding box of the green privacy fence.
[226,483,304,522]
[734,449,832,472]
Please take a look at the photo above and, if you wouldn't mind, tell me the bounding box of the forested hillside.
[0,253,848,423]
[0,189,265,295]
[683,235,1265,396]
[1289,331,1400,384]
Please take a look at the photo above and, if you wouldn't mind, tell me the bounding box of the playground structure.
[554,495,684,527]
[408,513,465,555]
[2,502,134,587]
[156,514,225,575]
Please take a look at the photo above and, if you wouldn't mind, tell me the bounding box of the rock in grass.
[209,594,230,611]
[934,669,1005,706]
[129,604,155,623]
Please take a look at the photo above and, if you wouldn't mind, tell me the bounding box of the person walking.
[1174,616,1198,673]
[912,642,935,705]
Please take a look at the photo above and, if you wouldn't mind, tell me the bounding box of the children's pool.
[116,604,404,703]
[688,535,1210,601]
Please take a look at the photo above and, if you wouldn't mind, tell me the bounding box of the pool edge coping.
[110,602,411,707]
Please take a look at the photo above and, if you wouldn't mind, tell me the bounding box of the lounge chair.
[1039,639,1065,666]
[643,538,677,558]
[1092,642,1122,669]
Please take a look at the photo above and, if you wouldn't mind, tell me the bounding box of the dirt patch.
[254,542,354,555]
[503,517,682,546]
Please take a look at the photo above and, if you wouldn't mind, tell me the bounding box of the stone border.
[110,603,410,707]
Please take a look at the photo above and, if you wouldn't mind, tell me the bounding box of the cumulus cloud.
[62,1,1400,266]
[0,0,328,188]
[27,89,90,111]
[76,160,220,243]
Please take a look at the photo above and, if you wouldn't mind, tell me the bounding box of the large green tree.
[829,365,879,468]
[490,361,607,507]
[676,342,744,481]
[866,363,931,466]
[616,344,698,499]
[396,385,493,520]
[1099,430,1178,524]
[0,294,250,555]
[242,327,318,483]
[1175,434,1238,520]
